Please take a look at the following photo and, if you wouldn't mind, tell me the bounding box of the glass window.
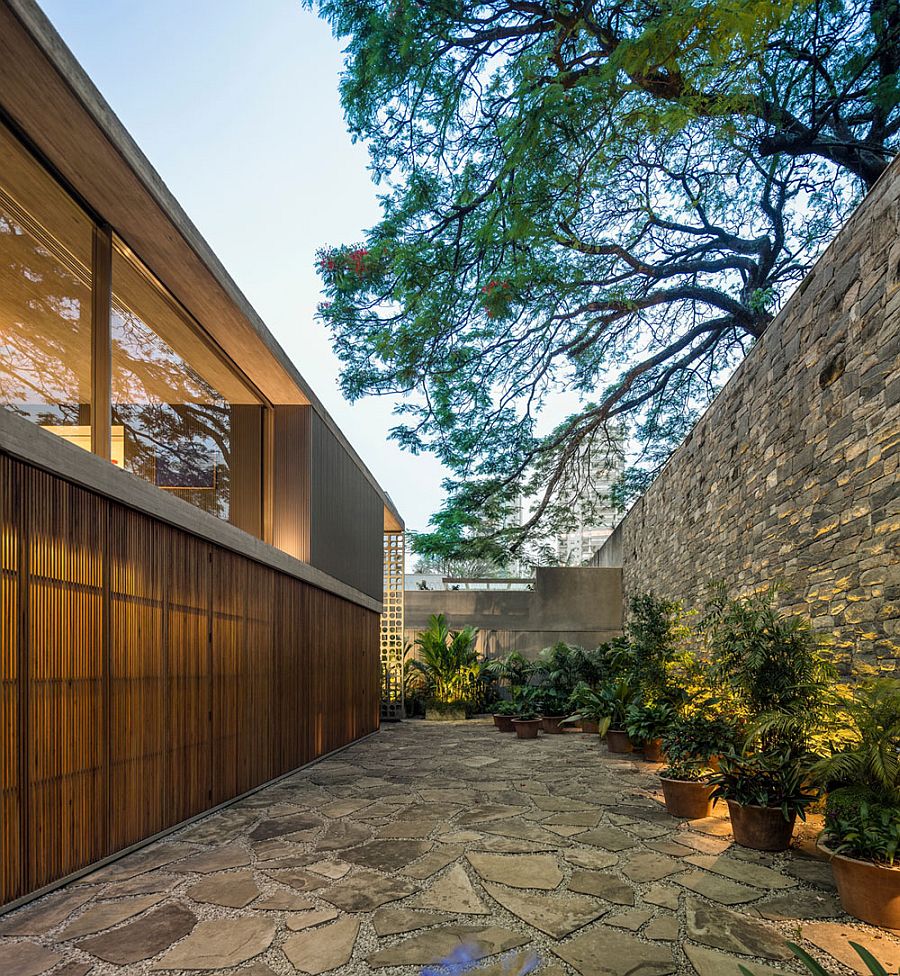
[0,121,93,443]
[111,246,263,529]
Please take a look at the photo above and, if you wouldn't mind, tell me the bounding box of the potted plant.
[625,701,676,761]
[658,714,740,818]
[492,699,520,732]
[659,758,716,818]
[702,586,835,851]
[812,678,900,928]
[511,709,542,739]
[406,614,481,721]
[537,688,571,733]
[711,750,818,850]
[597,677,636,753]
[564,682,603,733]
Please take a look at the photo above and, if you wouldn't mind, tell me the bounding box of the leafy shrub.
[702,584,835,752]
[661,758,711,782]
[824,787,900,865]
[627,593,691,707]
[493,700,521,716]
[625,701,677,743]
[813,678,900,803]
[483,651,534,695]
[710,750,819,820]
[814,679,900,865]
[536,688,571,716]
[407,614,481,708]
[534,642,588,698]
[661,714,743,764]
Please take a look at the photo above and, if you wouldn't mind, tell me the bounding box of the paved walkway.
[2,721,899,976]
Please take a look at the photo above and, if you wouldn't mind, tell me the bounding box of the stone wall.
[596,158,900,674]
[405,567,623,659]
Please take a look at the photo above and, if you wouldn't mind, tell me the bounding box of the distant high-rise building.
[555,434,625,565]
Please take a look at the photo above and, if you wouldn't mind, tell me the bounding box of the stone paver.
[367,923,530,967]
[684,897,792,960]
[283,916,359,974]
[3,719,899,976]
[0,941,63,976]
[408,862,490,914]
[467,852,563,889]
[58,893,166,939]
[483,882,605,937]
[553,925,675,975]
[568,869,635,905]
[152,916,276,970]
[187,869,260,908]
[77,904,197,964]
[684,944,791,976]
[800,922,900,974]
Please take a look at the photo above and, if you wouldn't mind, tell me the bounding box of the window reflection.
[111,248,262,527]
[0,121,92,436]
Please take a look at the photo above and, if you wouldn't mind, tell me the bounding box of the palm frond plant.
[406,613,481,715]
[809,679,900,928]
[703,583,836,752]
[701,585,835,850]
[483,650,534,696]
[627,593,692,708]
[534,642,586,699]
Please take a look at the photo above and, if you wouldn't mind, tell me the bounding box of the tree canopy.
[308,0,900,562]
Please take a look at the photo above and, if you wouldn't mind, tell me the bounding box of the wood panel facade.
[0,450,380,910]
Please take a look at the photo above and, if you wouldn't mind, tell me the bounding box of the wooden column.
[90,225,112,460]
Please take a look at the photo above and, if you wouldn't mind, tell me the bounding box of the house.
[0,0,403,910]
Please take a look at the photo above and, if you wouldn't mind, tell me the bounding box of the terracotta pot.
[642,738,665,762]
[493,714,515,733]
[581,720,599,734]
[820,839,900,928]
[606,729,634,754]
[512,718,541,740]
[660,777,715,819]
[727,799,797,851]
[541,715,566,734]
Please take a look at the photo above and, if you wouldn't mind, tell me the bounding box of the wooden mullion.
[91,224,113,461]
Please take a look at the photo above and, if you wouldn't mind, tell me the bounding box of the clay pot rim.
[540,714,567,720]
[658,775,713,786]
[726,799,796,816]
[511,717,541,724]
[818,836,900,872]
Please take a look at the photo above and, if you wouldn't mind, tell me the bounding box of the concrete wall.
[404,567,623,658]
[594,157,900,674]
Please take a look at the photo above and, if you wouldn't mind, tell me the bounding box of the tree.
[309,0,900,560]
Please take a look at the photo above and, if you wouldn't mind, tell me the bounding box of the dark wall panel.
[309,414,383,601]
[272,405,311,561]
[0,450,380,910]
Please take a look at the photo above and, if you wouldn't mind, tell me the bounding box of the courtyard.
[1,720,897,976]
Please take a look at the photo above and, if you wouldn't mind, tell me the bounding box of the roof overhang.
[0,0,403,532]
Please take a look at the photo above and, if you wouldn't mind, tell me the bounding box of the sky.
[38,0,449,531]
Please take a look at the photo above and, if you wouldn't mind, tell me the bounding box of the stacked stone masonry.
[611,157,900,673]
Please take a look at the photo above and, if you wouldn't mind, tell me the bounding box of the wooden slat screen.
[0,451,380,909]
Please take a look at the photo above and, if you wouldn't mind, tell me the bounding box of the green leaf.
[788,942,835,975]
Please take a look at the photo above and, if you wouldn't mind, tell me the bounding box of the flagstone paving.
[1,719,899,975]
